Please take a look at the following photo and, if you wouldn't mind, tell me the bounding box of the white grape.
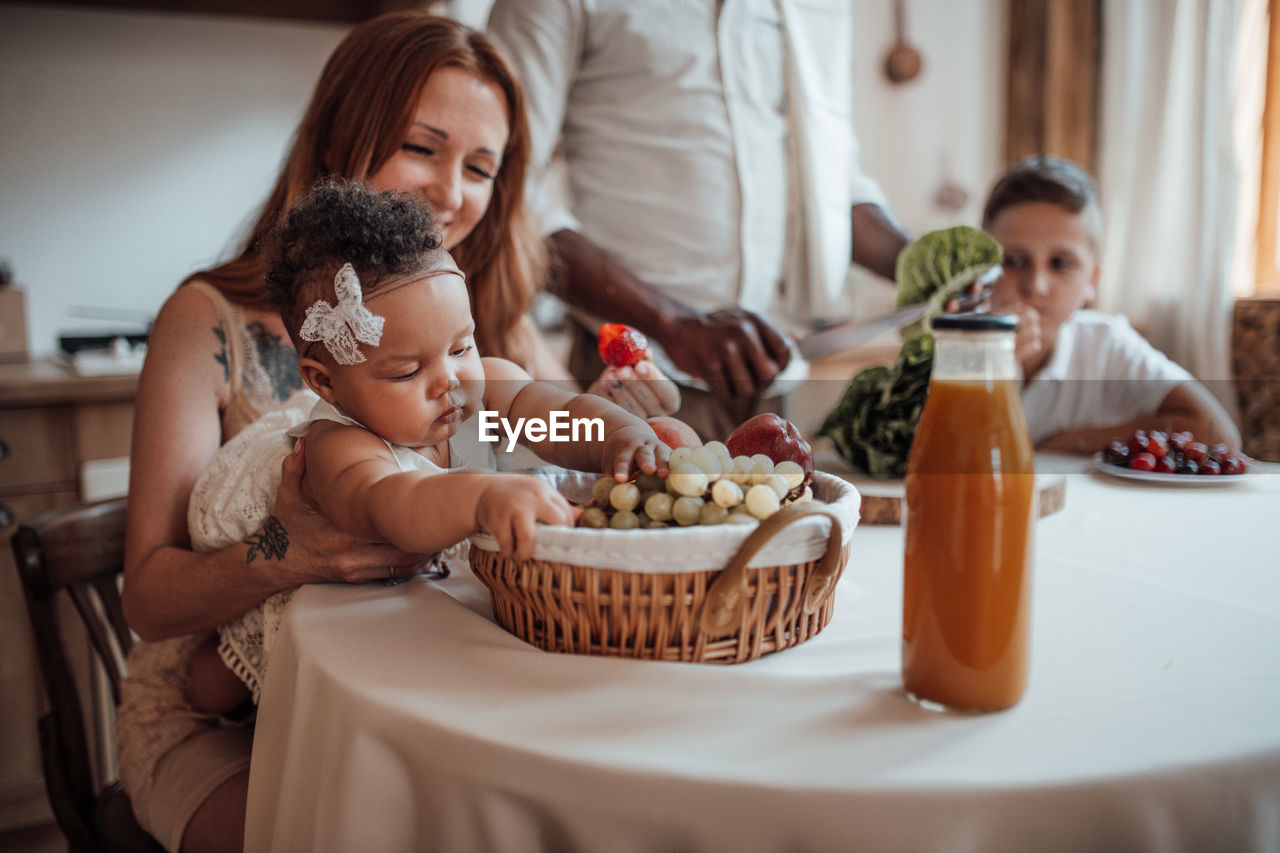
[729,455,755,485]
[609,510,640,529]
[669,446,694,466]
[635,472,666,493]
[667,462,709,497]
[643,520,669,529]
[764,473,790,500]
[579,507,609,529]
[698,502,729,526]
[726,509,759,525]
[773,460,805,489]
[644,491,675,521]
[704,440,733,467]
[672,495,705,526]
[749,455,775,485]
[745,484,781,518]
[592,477,617,506]
[686,446,723,480]
[711,478,744,508]
[795,486,814,503]
[609,482,641,512]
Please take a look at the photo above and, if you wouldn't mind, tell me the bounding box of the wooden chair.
[10,497,163,853]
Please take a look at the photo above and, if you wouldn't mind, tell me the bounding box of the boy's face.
[987,201,1101,375]
[305,264,486,449]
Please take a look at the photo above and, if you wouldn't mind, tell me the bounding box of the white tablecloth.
[245,455,1280,853]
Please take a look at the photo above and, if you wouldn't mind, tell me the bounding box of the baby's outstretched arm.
[482,357,671,480]
[300,422,577,559]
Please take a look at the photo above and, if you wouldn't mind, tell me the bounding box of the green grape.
[728,455,754,485]
[773,460,805,489]
[609,482,641,512]
[579,507,609,529]
[635,472,665,493]
[698,502,729,526]
[592,477,617,506]
[667,462,708,497]
[672,495,704,526]
[763,473,790,500]
[644,491,675,521]
[745,484,781,518]
[711,478,744,508]
[609,510,641,529]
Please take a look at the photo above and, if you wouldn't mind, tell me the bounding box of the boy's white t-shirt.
[1020,309,1193,446]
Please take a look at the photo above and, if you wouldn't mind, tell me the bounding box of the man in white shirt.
[487,0,909,438]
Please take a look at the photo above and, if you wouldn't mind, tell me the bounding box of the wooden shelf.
[15,0,424,24]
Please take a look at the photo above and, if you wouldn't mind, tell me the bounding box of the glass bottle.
[901,313,1036,712]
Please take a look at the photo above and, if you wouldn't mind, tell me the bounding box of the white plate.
[1090,452,1261,486]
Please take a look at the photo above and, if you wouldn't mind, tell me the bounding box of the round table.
[245,454,1280,852]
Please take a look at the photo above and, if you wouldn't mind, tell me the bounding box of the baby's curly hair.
[265,178,444,348]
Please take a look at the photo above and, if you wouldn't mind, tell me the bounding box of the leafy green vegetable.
[895,225,1004,340]
[819,226,1002,479]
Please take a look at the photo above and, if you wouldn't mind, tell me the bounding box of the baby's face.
[326,265,484,449]
[987,201,1100,371]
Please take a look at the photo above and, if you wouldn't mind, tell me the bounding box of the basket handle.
[699,501,845,637]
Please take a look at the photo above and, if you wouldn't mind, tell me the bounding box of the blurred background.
[1,2,1278,848]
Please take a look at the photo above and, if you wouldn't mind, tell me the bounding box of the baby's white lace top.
[187,391,495,702]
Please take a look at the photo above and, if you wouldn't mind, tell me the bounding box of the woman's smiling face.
[370,66,510,251]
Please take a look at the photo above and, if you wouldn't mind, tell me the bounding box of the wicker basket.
[469,471,860,663]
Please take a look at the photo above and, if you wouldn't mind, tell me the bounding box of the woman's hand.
[476,474,578,560]
[272,439,424,584]
[586,360,681,417]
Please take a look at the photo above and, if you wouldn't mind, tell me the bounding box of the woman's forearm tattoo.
[244,516,289,563]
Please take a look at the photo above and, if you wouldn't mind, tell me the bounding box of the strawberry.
[598,323,649,368]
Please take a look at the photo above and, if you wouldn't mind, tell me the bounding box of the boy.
[983,157,1240,452]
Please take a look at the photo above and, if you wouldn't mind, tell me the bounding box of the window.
[1256,0,1280,294]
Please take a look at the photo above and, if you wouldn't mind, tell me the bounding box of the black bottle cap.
[931,313,1019,332]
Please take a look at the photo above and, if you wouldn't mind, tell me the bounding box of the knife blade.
[796,265,1003,361]
[795,304,928,361]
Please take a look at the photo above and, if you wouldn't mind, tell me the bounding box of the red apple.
[725,413,814,486]
[647,416,702,450]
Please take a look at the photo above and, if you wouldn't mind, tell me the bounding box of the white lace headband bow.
[299,262,385,365]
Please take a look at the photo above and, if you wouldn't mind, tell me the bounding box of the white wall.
[0,4,348,356]
[1,1,1004,356]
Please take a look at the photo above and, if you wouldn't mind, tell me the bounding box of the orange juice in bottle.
[902,313,1035,712]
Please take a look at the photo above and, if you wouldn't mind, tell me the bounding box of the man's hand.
[658,308,792,401]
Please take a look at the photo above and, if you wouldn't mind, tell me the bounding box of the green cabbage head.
[894,225,1003,340]
[819,225,1002,479]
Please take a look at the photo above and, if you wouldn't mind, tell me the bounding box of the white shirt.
[488,0,887,382]
[1020,310,1193,446]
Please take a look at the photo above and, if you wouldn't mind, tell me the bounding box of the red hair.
[188,11,546,365]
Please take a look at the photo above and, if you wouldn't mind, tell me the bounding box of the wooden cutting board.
[815,447,1067,525]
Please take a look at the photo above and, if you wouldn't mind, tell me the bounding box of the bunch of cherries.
[1101,429,1249,476]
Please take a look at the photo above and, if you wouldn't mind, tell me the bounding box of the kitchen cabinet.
[0,361,136,838]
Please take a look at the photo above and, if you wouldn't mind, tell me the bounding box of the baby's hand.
[587,360,681,418]
[476,474,578,560]
[602,424,671,482]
